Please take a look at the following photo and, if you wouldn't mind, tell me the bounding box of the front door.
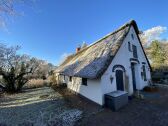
[131,63,136,91]
[115,70,124,91]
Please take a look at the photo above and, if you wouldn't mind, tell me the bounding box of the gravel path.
[0,87,82,126]
[76,87,168,126]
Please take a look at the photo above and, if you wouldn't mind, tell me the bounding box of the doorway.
[115,70,124,91]
[131,63,137,91]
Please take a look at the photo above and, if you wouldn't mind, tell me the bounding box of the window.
[69,76,72,82]
[82,78,87,86]
[131,34,134,40]
[64,75,65,80]
[142,65,147,81]
[132,45,138,58]
[128,42,131,51]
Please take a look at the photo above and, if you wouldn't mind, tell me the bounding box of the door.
[115,70,124,91]
[131,63,136,91]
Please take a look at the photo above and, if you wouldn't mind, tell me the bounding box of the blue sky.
[0,0,167,65]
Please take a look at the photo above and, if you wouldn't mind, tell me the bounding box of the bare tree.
[0,43,39,92]
[0,0,35,28]
[32,60,55,80]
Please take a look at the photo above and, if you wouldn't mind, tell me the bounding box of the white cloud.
[140,26,167,46]
[61,53,70,60]
[56,52,71,65]
[0,20,8,31]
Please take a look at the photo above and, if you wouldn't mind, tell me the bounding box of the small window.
[132,45,138,58]
[82,78,87,86]
[142,65,147,81]
[131,34,134,40]
[128,42,131,51]
[69,76,72,82]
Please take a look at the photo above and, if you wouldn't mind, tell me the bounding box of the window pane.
[143,65,147,81]
[131,34,134,40]
[69,76,72,82]
[132,45,138,58]
[82,78,87,86]
[128,42,131,51]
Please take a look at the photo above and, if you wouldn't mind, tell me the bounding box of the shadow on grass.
[0,87,83,126]
[0,87,67,125]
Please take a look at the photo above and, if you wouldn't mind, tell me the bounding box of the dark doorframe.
[131,63,136,91]
[115,70,124,91]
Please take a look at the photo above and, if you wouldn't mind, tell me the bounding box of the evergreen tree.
[150,40,166,67]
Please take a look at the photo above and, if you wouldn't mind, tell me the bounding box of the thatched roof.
[55,20,141,79]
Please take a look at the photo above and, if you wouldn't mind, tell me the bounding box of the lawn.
[0,87,82,126]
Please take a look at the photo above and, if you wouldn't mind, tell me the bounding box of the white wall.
[57,26,151,106]
[128,27,151,89]
[67,77,103,105]
[101,26,151,104]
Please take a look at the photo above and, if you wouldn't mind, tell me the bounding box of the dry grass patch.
[24,79,51,89]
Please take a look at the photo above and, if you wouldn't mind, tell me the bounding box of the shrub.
[48,74,57,85]
[143,86,158,92]
[152,69,168,84]
[24,79,51,89]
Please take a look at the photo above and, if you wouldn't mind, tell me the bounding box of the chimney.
[76,47,81,53]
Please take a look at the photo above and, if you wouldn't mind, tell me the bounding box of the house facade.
[55,20,151,105]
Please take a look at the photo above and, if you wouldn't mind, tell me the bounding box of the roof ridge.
[59,20,137,67]
[75,20,136,55]
[55,20,152,79]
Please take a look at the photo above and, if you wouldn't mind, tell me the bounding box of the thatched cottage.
[55,20,151,105]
